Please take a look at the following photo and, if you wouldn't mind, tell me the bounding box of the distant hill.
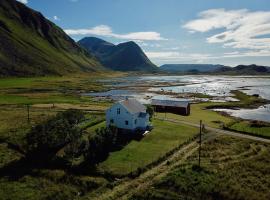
[215,64,270,75]
[78,37,157,71]
[0,0,103,77]
[160,64,224,72]
[159,64,270,75]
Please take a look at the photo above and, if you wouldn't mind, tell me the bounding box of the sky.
[17,0,270,67]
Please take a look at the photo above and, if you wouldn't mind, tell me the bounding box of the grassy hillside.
[0,0,104,77]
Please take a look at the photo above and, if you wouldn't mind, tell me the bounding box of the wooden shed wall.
[153,104,190,116]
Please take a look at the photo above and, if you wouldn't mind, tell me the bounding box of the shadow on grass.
[0,130,145,180]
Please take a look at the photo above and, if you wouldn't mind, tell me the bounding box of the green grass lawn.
[85,121,106,133]
[83,121,106,139]
[156,103,234,128]
[226,121,270,138]
[98,119,198,176]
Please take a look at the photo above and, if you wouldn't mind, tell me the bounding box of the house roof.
[119,98,146,114]
[151,99,190,108]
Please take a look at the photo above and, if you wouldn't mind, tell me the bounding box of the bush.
[83,125,118,165]
[146,105,154,121]
[26,109,85,162]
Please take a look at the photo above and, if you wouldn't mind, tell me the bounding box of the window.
[125,120,129,125]
[135,119,137,124]
[117,108,120,114]
[110,119,114,124]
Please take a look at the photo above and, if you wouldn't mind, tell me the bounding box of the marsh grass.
[131,136,270,200]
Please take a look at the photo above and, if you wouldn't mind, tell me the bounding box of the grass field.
[0,74,113,146]
[0,143,22,168]
[226,121,270,138]
[98,119,199,176]
[155,90,270,138]
[131,135,270,200]
[156,103,234,128]
[0,169,108,200]
[1,75,270,200]
[0,74,114,105]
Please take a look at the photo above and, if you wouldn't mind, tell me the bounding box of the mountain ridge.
[0,0,103,77]
[160,63,270,74]
[78,37,158,71]
[215,64,270,74]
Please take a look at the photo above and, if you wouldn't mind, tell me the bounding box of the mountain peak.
[119,41,137,46]
[78,37,157,71]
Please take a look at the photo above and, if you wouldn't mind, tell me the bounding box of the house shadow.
[114,129,145,149]
[0,130,148,180]
[73,129,147,176]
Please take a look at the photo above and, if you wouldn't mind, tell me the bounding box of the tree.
[146,105,154,121]
[60,109,84,125]
[83,125,118,165]
[26,109,84,162]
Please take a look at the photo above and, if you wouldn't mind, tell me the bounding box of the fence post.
[199,120,202,167]
[27,104,30,125]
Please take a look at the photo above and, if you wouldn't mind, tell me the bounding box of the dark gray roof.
[120,98,146,114]
[151,99,190,108]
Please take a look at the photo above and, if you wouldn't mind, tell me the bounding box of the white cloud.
[65,25,167,41]
[17,0,28,4]
[223,50,270,58]
[53,16,60,21]
[145,51,213,63]
[146,49,270,63]
[183,9,270,52]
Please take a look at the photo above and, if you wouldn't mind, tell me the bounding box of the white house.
[106,98,150,131]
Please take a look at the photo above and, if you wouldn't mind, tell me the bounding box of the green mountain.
[78,37,157,71]
[0,0,103,77]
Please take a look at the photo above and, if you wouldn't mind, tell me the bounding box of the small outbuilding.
[151,99,190,116]
[106,98,151,132]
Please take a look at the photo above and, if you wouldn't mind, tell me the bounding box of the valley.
[0,73,270,200]
[0,0,270,199]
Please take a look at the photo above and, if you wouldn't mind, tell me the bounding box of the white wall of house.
[136,113,150,128]
[106,102,134,130]
[106,102,149,131]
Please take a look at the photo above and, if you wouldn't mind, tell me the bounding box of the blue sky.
[18,0,270,67]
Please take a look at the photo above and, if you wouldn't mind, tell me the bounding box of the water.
[86,75,270,122]
[213,104,270,123]
[146,76,270,99]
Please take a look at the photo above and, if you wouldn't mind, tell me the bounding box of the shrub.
[26,109,84,163]
[83,125,118,165]
[146,105,154,121]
